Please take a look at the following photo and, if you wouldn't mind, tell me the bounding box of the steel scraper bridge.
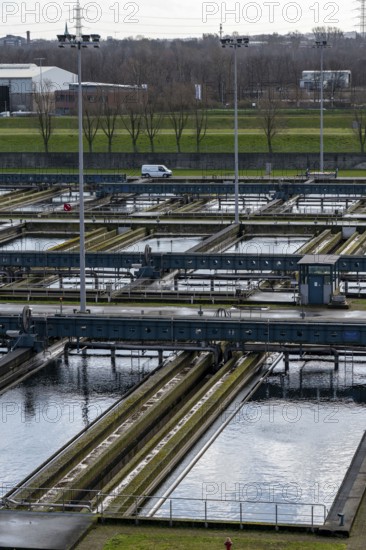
[1,310,365,348]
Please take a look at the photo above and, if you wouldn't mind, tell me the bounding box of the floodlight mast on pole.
[315,39,327,173]
[34,57,45,114]
[34,57,45,93]
[57,2,100,313]
[220,36,249,224]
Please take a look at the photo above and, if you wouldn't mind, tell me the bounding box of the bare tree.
[121,91,144,153]
[100,91,121,153]
[143,91,163,153]
[193,87,208,152]
[258,88,283,153]
[313,26,344,44]
[324,72,347,107]
[167,84,192,153]
[353,107,366,153]
[193,104,208,152]
[83,104,100,153]
[33,78,54,153]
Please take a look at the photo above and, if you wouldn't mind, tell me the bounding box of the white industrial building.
[300,70,351,91]
[0,63,77,112]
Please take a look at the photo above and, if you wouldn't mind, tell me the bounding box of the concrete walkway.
[348,482,366,549]
[321,432,366,536]
[0,511,93,550]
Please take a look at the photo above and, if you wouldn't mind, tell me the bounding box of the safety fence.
[1,486,327,528]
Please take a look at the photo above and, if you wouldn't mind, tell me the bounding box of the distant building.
[300,70,351,91]
[0,63,77,111]
[55,82,147,115]
[0,34,27,47]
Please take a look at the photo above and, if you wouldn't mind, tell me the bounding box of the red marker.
[63,203,72,212]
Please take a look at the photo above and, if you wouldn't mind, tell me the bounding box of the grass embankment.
[0,130,359,153]
[0,110,362,153]
[75,523,347,550]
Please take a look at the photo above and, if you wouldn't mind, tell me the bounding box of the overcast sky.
[0,0,358,40]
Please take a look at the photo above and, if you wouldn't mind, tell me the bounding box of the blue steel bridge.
[0,250,366,273]
[1,311,366,349]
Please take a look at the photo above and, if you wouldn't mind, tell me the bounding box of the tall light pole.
[315,39,327,173]
[220,36,249,224]
[357,0,366,38]
[34,57,45,93]
[57,3,100,313]
[34,57,45,115]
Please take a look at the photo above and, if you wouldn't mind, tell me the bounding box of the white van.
[141,164,172,178]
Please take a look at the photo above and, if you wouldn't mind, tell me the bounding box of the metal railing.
[2,486,94,512]
[1,485,327,528]
[97,493,327,527]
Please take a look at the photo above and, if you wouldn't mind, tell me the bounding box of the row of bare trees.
[33,82,211,153]
[34,83,287,153]
[25,27,366,153]
[32,78,366,155]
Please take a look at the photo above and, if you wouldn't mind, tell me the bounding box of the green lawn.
[104,534,345,550]
[98,525,347,550]
[0,109,361,153]
[76,523,348,550]
[0,131,361,154]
